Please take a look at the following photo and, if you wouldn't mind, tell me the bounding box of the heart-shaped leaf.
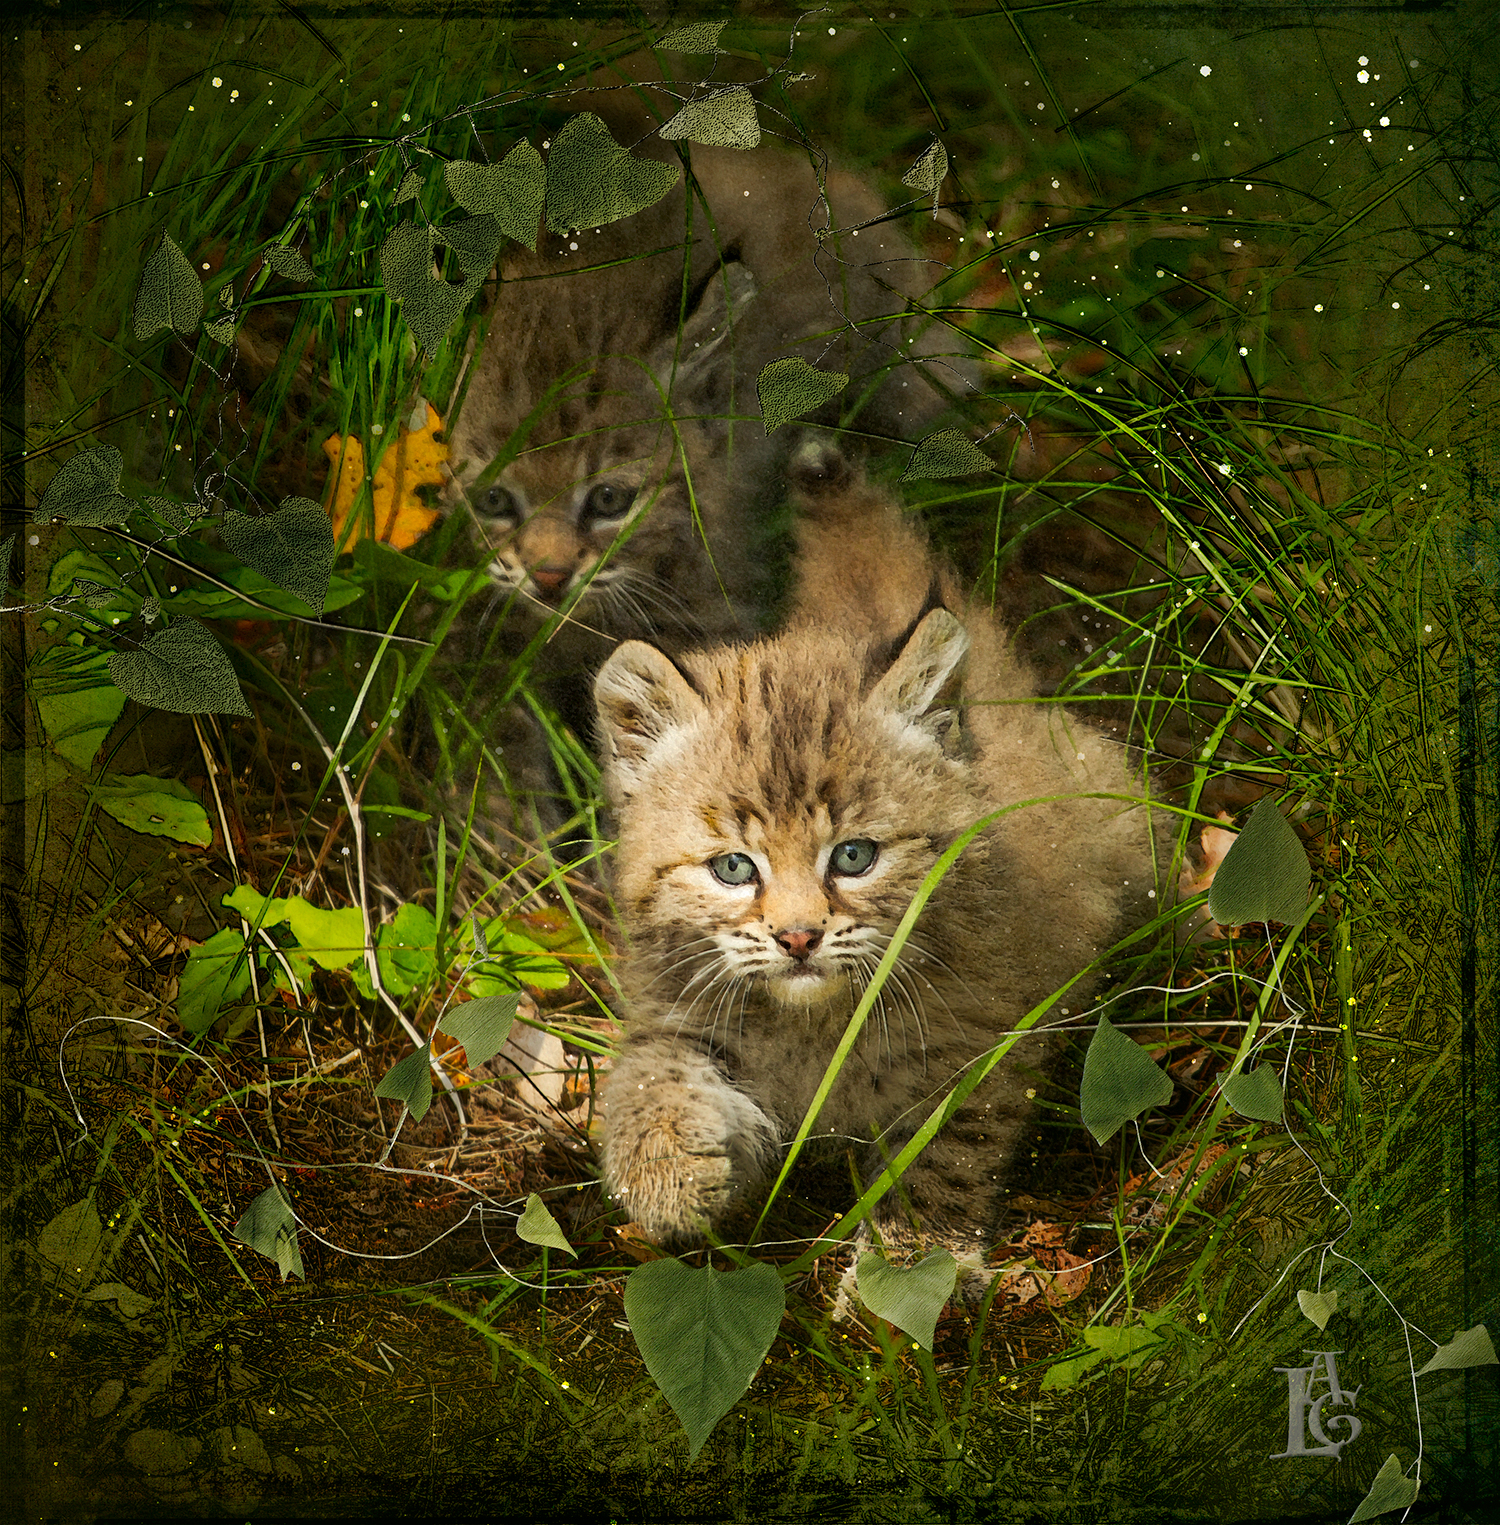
[133,233,204,339]
[855,1248,957,1350]
[437,214,507,282]
[204,316,237,345]
[36,1199,104,1283]
[516,1193,577,1257]
[445,140,546,250]
[1222,1063,1284,1121]
[232,1186,304,1281]
[901,429,994,482]
[374,903,438,999]
[262,244,314,282]
[1207,795,1310,927]
[144,495,204,531]
[0,532,13,591]
[437,992,519,1067]
[1297,1288,1339,1332]
[36,445,136,527]
[108,619,252,717]
[91,774,212,846]
[219,496,336,616]
[378,220,475,354]
[544,112,680,236]
[659,87,761,150]
[177,928,254,1035]
[1080,1013,1174,1144]
[1415,1323,1497,1376]
[394,168,424,205]
[656,20,728,53]
[756,357,850,434]
[623,1258,784,1460]
[375,1042,434,1123]
[902,138,949,199]
[1349,1455,1419,1522]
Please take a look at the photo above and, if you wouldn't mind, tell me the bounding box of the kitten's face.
[595,614,977,1025]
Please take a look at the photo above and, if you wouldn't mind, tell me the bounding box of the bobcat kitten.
[593,444,1173,1256]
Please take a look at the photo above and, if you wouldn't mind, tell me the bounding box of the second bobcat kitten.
[593,444,1175,1258]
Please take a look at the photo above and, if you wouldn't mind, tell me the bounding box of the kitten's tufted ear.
[868,608,970,741]
[651,259,758,406]
[594,641,703,798]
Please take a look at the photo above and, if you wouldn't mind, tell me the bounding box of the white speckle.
[1036,102,1045,110]
[1192,152,1200,161]
[1380,116,1389,127]
[359,200,368,209]
[292,762,301,771]
[1357,70,1369,83]
[28,534,38,545]
[212,76,222,87]
[1233,240,1242,248]
[1239,346,1248,355]
[1051,179,1059,189]
[353,307,363,317]
[569,241,578,250]
[201,262,210,270]
[1391,301,1399,309]
[1028,250,1039,262]
[1314,303,1324,312]
[1358,55,1368,65]
[1200,65,1212,76]
[1155,269,1164,278]
[1424,625,1432,633]
[1217,462,1232,476]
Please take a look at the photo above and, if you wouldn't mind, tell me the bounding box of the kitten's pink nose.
[774,928,823,962]
[529,565,570,599]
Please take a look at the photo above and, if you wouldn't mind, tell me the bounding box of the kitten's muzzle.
[528,564,571,600]
[774,927,823,962]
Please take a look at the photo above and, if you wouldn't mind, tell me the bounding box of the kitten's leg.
[598,1039,781,1249]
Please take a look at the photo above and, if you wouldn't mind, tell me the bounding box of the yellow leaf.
[322,403,447,551]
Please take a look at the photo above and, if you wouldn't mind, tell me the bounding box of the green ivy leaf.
[1416,1323,1497,1376]
[437,213,507,282]
[1085,1322,1166,1367]
[375,902,438,998]
[623,1258,784,1461]
[35,445,136,528]
[178,927,254,1036]
[28,642,128,769]
[656,20,728,52]
[36,1199,105,1284]
[544,112,680,236]
[108,619,252,717]
[658,87,761,150]
[378,220,475,355]
[133,233,204,340]
[1348,1455,1419,1522]
[222,885,365,971]
[262,244,314,282]
[219,496,336,616]
[90,773,213,846]
[445,140,546,250]
[393,168,424,205]
[144,495,203,531]
[204,316,237,345]
[1207,796,1310,927]
[1221,1063,1284,1122]
[855,1248,956,1350]
[902,137,949,211]
[437,992,519,1067]
[471,913,489,959]
[0,532,13,592]
[516,1192,577,1257]
[1040,1348,1108,1390]
[375,1042,434,1123]
[1296,1288,1339,1331]
[232,1186,303,1281]
[901,429,994,482]
[1079,1013,1174,1145]
[756,357,850,434]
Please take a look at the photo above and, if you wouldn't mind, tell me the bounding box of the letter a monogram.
[1271,1350,1363,1459]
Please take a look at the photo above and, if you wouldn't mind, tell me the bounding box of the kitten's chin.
[766,968,844,1007]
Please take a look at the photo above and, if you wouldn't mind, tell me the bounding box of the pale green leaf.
[262,244,314,282]
[1080,1013,1174,1144]
[444,140,545,250]
[656,20,728,52]
[204,316,236,344]
[108,619,252,717]
[91,773,212,846]
[232,1186,303,1281]
[393,168,424,205]
[438,992,519,1067]
[624,1258,784,1460]
[141,596,161,625]
[1348,1455,1419,1522]
[437,213,507,281]
[133,233,204,339]
[177,927,253,1035]
[144,495,203,531]
[1207,795,1310,927]
[28,643,127,769]
[219,496,336,616]
[222,885,366,971]
[1297,1288,1339,1332]
[471,913,489,959]
[855,1248,956,1350]
[1040,1349,1107,1389]
[36,1199,104,1283]
[1416,1324,1497,1376]
[1222,1064,1284,1121]
[658,87,761,150]
[375,903,438,998]
[544,112,680,236]
[756,357,850,433]
[378,221,474,354]
[375,1042,434,1123]
[35,445,136,527]
[516,1193,577,1257]
[901,429,994,482]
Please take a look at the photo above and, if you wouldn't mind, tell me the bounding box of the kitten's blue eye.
[709,853,758,886]
[582,483,635,524]
[830,839,878,876]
